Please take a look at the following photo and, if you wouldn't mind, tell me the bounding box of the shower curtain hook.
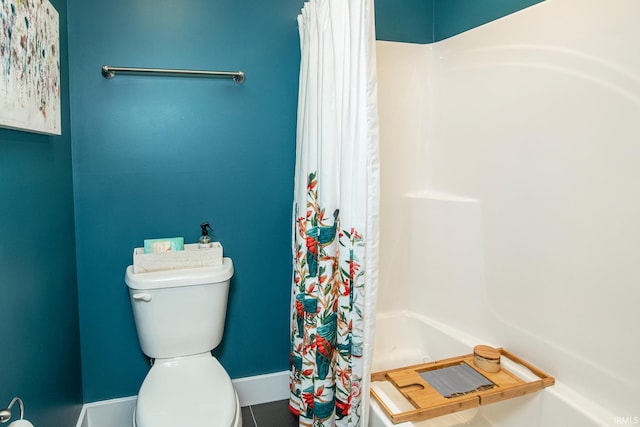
[0,397,25,423]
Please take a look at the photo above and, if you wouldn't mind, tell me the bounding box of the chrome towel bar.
[101,65,245,83]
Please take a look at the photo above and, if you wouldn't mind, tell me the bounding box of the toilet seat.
[135,353,237,427]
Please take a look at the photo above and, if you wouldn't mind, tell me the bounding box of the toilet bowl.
[133,353,241,427]
[125,258,239,427]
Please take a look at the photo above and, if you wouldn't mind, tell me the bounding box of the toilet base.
[133,390,242,427]
[133,353,241,427]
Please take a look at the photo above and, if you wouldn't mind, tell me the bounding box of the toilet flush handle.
[132,293,152,302]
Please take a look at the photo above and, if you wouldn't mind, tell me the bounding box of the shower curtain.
[289,0,379,426]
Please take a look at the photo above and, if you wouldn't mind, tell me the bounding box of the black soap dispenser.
[199,222,213,249]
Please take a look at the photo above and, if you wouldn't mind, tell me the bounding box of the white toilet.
[124,258,241,427]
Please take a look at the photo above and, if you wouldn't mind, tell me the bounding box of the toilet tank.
[124,258,234,359]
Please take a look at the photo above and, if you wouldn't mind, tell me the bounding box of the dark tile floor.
[242,399,298,427]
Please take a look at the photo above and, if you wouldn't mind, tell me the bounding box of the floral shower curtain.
[289,0,379,426]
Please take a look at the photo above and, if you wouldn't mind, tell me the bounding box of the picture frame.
[1,0,61,135]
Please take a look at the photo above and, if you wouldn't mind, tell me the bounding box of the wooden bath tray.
[371,347,554,424]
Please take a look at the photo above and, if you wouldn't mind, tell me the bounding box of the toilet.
[124,258,241,427]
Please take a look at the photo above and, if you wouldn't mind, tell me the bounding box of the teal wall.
[0,0,83,425]
[375,0,544,43]
[376,0,435,44]
[434,0,544,41]
[67,0,305,401]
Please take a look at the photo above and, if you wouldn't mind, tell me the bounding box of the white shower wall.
[376,0,640,417]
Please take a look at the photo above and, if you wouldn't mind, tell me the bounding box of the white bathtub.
[368,311,615,427]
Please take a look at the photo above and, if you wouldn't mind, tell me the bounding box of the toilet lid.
[136,353,236,427]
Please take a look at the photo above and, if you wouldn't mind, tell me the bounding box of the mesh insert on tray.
[419,362,495,398]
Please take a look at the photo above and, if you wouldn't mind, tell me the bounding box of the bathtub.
[368,311,615,427]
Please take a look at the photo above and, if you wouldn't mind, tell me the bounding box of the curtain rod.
[101,65,245,83]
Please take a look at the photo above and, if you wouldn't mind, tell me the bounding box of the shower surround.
[373,0,640,424]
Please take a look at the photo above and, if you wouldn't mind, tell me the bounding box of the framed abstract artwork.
[1,0,61,135]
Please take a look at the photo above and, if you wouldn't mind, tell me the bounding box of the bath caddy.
[371,347,555,424]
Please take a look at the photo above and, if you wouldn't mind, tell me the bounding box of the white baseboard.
[233,370,290,407]
[75,396,137,427]
[75,370,290,427]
